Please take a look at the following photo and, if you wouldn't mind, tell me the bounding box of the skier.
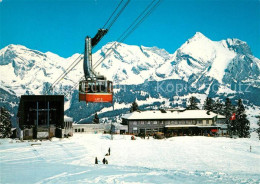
[102,158,106,164]
[105,159,108,164]
[250,145,252,152]
[95,157,98,164]
[108,147,111,155]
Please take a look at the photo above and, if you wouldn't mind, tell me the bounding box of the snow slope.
[0,134,259,183]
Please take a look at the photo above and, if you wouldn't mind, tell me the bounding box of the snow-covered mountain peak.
[0,44,31,65]
[1,44,28,52]
[221,38,252,55]
[177,32,216,61]
[156,33,260,84]
[189,32,210,42]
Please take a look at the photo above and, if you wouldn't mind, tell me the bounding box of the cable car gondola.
[79,29,113,103]
[79,77,113,103]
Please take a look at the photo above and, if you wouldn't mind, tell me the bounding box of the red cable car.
[79,29,113,103]
[79,78,113,103]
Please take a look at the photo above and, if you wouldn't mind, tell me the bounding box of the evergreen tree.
[203,97,214,113]
[256,115,260,140]
[224,98,234,135]
[186,96,200,110]
[0,107,12,138]
[93,113,99,124]
[130,101,139,113]
[235,99,250,138]
[213,99,224,115]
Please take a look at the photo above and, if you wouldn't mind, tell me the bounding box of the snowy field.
[0,134,260,184]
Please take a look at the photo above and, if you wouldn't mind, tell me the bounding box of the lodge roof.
[122,110,226,120]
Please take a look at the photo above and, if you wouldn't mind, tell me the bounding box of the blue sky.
[0,0,259,58]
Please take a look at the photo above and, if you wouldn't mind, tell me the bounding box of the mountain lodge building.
[122,109,226,136]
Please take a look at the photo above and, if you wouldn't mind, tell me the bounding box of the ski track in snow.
[1,134,260,184]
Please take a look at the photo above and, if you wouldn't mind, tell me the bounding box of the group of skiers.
[95,147,111,165]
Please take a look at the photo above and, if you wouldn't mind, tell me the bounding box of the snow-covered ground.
[0,134,260,184]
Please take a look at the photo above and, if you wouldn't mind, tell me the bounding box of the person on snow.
[95,157,98,164]
[108,147,111,155]
[102,158,106,164]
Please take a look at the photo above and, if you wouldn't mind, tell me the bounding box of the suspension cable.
[46,53,83,94]
[102,0,124,29]
[53,0,161,97]
[106,0,130,30]
[64,76,84,98]
[48,0,130,94]
[92,0,157,69]
[92,0,161,70]
[66,0,161,98]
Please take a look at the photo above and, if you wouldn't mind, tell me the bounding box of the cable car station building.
[122,109,226,136]
[17,95,72,139]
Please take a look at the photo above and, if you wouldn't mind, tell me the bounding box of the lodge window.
[186,120,191,124]
[197,120,202,124]
[147,121,150,124]
[75,129,77,132]
[153,121,157,124]
[78,129,80,132]
[82,128,84,132]
[206,120,209,124]
[140,121,144,125]
[133,122,137,125]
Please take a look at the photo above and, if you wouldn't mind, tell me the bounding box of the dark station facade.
[17,95,72,139]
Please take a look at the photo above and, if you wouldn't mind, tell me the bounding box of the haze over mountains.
[0,32,259,125]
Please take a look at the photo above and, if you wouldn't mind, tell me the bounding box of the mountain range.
[0,32,259,126]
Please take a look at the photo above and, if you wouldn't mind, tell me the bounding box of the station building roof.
[122,110,225,120]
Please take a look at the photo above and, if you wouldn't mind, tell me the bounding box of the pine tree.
[256,115,260,140]
[235,99,250,138]
[224,98,234,135]
[93,113,99,124]
[203,97,214,113]
[130,101,139,113]
[186,96,200,110]
[0,107,12,138]
[213,99,224,115]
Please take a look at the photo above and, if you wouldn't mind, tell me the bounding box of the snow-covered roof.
[64,116,73,122]
[122,110,225,120]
